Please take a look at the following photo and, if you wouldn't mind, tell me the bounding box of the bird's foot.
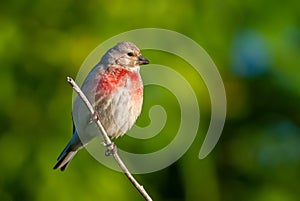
[104,142,116,156]
[88,111,99,124]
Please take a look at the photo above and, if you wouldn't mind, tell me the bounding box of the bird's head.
[100,41,149,70]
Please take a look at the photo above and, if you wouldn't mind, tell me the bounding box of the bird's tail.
[53,144,78,171]
[53,131,82,171]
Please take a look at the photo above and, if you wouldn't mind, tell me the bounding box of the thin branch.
[67,77,152,201]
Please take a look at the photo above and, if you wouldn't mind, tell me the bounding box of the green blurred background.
[1,0,300,200]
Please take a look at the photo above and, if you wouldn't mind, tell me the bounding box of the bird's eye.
[127,52,134,57]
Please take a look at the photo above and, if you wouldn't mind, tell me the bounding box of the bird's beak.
[137,55,149,65]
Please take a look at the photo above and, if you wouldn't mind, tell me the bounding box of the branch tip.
[67,76,72,82]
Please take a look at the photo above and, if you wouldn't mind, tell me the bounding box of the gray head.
[100,41,149,68]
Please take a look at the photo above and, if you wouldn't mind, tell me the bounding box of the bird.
[53,41,149,171]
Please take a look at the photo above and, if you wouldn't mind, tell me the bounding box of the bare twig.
[67,77,152,201]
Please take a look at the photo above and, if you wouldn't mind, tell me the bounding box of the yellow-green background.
[1,0,299,201]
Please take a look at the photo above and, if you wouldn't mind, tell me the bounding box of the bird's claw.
[89,111,99,124]
[104,142,116,156]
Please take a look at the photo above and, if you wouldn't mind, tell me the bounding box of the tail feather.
[53,130,82,171]
[53,146,78,171]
